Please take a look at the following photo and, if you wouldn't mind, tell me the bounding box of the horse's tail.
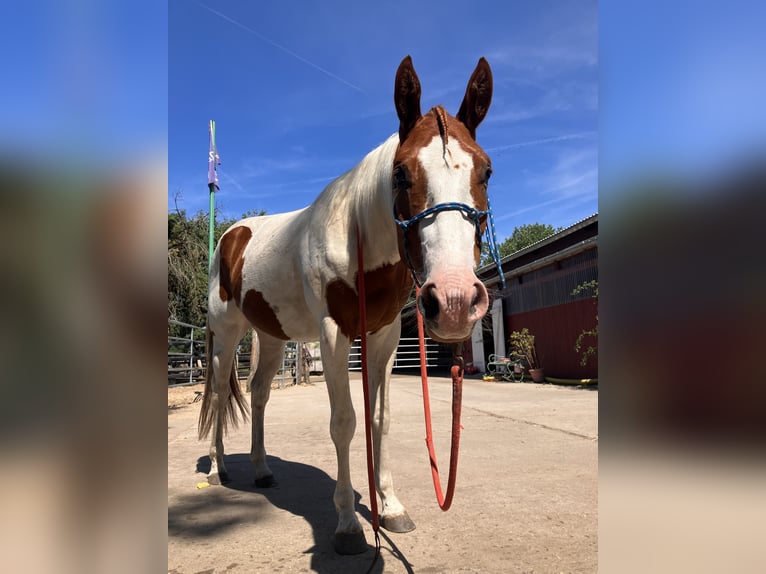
[198,324,250,440]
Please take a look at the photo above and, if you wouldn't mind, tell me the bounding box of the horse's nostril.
[468,281,490,321]
[420,284,440,321]
[423,299,439,321]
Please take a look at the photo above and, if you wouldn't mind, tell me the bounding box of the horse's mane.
[312,133,400,247]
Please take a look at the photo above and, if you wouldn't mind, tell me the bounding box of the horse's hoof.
[381,511,416,533]
[207,471,229,485]
[333,531,368,555]
[254,475,277,488]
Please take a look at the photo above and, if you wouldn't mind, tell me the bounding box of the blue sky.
[3,2,167,163]
[169,0,598,239]
[2,1,762,226]
[600,1,766,190]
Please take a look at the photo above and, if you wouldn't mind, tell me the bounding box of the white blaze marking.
[416,135,478,278]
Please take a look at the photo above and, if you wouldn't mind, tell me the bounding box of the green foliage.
[481,222,562,266]
[168,210,206,332]
[571,279,598,298]
[572,280,598,366]
[168,205,265,332]
[509,327,540,369]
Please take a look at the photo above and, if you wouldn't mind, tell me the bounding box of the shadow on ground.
[168,454,413,574]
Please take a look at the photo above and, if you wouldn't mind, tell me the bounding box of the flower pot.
[529,368,545,383]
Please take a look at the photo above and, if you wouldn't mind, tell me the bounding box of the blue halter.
[393,198,506,289]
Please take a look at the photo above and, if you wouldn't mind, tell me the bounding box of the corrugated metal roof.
[478,212,598,273]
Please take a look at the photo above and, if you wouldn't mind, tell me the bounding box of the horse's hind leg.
[249,331,285,488]
[368,315,415,532]
[206,321,248,485]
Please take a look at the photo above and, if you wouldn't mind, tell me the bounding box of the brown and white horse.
[199,56,494,554]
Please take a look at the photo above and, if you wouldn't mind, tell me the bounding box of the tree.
[168,205,265,332]
[481,222,562,266]
[168,210,209,330]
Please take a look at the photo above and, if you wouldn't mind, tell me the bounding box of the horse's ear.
[457,57,493,139]
[394,55,422,143]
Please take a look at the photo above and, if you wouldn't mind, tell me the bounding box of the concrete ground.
[168,374,598,574]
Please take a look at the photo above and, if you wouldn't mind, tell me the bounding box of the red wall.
[505,298,598,379]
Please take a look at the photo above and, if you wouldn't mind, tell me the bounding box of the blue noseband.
[393,199,506,289]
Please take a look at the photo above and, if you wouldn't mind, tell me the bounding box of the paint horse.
[199,56,494,554]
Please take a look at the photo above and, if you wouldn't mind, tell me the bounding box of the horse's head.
[392,56,494,343]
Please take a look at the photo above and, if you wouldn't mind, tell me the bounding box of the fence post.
[168,319,207,387]
[188,327,195,384]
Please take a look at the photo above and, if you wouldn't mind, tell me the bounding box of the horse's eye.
[393,165,411,189]
[484,166,493,183]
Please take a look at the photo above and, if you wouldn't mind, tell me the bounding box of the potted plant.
[509,328,545,383]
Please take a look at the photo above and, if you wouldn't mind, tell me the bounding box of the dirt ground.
[168,374,597,573]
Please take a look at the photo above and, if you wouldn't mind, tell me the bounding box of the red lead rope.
[356,228,463,525]
[415,286,464,511]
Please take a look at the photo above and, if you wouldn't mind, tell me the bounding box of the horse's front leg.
[320,317,368,555]
[368,315,416,533]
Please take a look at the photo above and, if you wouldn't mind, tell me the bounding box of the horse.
[198,55,494,555]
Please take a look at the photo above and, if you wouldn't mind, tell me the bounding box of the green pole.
[208,180,215,271]
[208,120,218,272]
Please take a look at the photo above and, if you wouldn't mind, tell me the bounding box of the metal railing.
[168,319,206,386]
[273,341,298,389]
[348,336,449,371]
[168,320,447,388]
[268,336,448,384]
[271,342,324,389]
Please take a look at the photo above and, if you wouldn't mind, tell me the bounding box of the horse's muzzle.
[417,276,489,343]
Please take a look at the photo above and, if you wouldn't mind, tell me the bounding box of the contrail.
[218,169,246,193]
[494,196,569,221]
[195,2,367,95]
[486,131,597,153]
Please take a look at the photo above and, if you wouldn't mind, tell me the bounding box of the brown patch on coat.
[326,262,413,340]
[219,226,252,303]
[392,110,437,278]
[468,142,491,266]
[448,116,492,211]
[242,289,290,340]
[394,55,422,143]
[456,57,493,139]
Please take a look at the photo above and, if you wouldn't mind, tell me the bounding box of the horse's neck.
[349,134,401,268]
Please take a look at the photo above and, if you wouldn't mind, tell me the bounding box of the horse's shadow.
[171,454,413,574]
